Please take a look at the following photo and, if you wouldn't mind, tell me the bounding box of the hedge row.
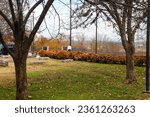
[39,50,146,66]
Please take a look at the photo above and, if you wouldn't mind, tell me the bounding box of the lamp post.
[145,0,150,93]
[70,0,72,47]
[67,0,72,51]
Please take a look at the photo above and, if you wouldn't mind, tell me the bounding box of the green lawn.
[0,58,149,100]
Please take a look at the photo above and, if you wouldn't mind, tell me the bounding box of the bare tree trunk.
[120,33,137,85]
[14,57,28,100]
[125,50,137,85]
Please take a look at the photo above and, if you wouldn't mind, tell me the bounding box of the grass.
[0,58,150,100]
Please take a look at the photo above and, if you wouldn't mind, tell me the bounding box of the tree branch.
[0,10,14,31]
[8,0,17,24]
[0,30,15,58]
[28,0,54,46]
[24,0,44,25]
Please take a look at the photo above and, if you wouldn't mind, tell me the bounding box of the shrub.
[39,50,146,66]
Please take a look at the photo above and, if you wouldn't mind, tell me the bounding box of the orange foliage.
[34,36,49,50]
[4,35,14,43]
[34,36,63,50]
[39,50,146,66]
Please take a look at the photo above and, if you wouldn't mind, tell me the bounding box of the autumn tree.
[34,36,63,50]
[34,36,49,50]
[0,0,54,99]
[74,0,147,84]
[48,39,62,50]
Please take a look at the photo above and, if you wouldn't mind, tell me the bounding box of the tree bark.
[120,32,137,85]
[125,50,137,85]
[14,57,28,100]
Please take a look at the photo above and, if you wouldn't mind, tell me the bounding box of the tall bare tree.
[0,0,54,99]
[74,0,147,84]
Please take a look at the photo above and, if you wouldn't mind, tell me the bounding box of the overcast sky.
[32,0,120,41]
